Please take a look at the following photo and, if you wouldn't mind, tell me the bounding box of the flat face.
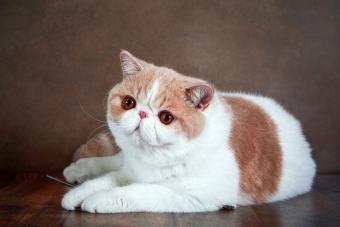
[107,66,207,149]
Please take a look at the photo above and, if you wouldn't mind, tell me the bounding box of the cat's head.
[107,51,214,154]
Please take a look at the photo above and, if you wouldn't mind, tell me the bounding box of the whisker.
[78,100,106,123]
[85,124,108,154]
[100,130,111,136]
[86,124,107,142]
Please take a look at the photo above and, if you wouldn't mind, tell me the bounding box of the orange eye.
[121,96,136,110]
[158,111,174,125]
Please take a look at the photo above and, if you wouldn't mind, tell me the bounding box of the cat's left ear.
[120,50,144,77]
[186,84,214,111]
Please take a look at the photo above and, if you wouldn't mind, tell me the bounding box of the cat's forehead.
[113,67,189,108]
[116,68,158,98]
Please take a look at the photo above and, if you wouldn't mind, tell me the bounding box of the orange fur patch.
[72,132,118,161]
[155,71,210,138]
[222,96,282,203]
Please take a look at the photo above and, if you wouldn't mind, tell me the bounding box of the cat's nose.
[139,110,148,119]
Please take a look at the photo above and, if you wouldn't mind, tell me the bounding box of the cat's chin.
[131,130,171,149]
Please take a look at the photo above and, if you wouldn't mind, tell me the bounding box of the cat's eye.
[158,111,174,125]
[121,95,136,110]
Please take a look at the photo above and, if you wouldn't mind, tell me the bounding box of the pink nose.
[139,111,148,119]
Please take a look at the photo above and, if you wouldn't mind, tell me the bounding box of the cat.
[61,50,316,213]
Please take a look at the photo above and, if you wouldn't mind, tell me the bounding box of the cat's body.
[62,51,316,213]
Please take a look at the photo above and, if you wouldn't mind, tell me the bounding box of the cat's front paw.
[81,191,134,213]
[62,189,80,210]
[61,186,92,210]
[63,160,90,184]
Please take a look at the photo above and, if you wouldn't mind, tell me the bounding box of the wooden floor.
[0,173,339,226]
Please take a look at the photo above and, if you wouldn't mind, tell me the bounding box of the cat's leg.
[80,181,237,213]
[63,153,123,183]
[78,150,239,213]
[80,184,204,213]
[62,171,125,210]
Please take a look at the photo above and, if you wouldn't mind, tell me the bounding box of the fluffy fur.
[62,51,316,213]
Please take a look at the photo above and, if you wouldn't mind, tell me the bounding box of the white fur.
[62,84,315,213]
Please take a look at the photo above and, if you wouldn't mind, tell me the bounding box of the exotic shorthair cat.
[62,50,316,213]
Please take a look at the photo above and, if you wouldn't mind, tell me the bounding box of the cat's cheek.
[155,121,184,144]
[109,95,125,119]
[118,110,140,134]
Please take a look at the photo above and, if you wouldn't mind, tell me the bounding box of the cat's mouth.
[131,127,170,148]
[131,119,142,134]
[131,126,142,138]
[133,125,140,133]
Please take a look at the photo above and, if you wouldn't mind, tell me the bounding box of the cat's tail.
[72,132,119,161]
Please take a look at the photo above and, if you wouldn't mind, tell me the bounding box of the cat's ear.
[186,84,214,111]
[120,50,144,77]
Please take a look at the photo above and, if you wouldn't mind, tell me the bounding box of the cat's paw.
[61,189,82,210]
[61,185,93,210]
[81,191,133,213]
[63,160,90,184]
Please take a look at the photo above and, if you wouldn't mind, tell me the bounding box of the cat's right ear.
[186,84,214,111]
[120,50,144,77]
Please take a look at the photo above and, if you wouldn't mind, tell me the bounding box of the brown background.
[0,0,339,173]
